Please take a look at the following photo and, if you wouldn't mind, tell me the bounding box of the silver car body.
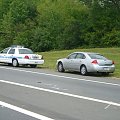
[57,52,115,75]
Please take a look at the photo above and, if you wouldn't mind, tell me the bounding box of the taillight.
[92,60,98,64]
[41,56,43,59]
[24,55,29,59]
[112,61,115,64]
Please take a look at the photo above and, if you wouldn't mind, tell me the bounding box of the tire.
[57,62,65,72]
[12,59,19,67]
[80,65,87,75]
[30,64,37,68]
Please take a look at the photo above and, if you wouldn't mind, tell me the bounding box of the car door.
[72,53,86,71]
[7,48,15,63]
[65,53,77,70]
[0,48,10,63]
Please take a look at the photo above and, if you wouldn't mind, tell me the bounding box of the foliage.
[82,0,120,47]
[0,0,120,51]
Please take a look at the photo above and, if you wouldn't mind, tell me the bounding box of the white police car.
[0,45,44,68]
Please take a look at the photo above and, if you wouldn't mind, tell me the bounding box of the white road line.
[0,101,54,120]
[104,104,111,109]
[0,79,120,107]
[0,66,120,87]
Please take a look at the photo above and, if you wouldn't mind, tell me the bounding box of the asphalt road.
[0,64,120,120]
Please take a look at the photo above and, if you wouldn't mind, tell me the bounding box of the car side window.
[0,48,10,54]
[76,53,86,59]
[68,53,77,59]
[8,49,15,54]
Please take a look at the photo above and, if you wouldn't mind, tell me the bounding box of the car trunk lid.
[92,59,113,66]
[24,54,42,60]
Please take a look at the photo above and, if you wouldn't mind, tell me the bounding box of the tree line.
[0,0,120,51]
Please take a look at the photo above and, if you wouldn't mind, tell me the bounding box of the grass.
[38,48,120,78]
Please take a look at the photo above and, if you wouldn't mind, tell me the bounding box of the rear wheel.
[80,65,87,75]
[12,59,19,67]
[57,62,65,72]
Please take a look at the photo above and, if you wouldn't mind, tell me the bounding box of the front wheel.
[57,62,65,72]
[12,59,19,67]
[80,65,87,75]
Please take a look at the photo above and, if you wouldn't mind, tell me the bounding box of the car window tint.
[88,54,107,60]
[76,53,86,59]
[68,53,77,59]
[19,49,33,54]
[1,48,10,54]
[8,49,15,54]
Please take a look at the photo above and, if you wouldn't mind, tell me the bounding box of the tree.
[84,0,120,47]
[0,0,119,51]
[0,0,38,50]
[36,0,89,50]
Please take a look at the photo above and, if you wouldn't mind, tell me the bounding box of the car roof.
[73,52,100,54]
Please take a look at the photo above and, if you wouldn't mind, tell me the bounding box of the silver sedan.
[56,52,115,75]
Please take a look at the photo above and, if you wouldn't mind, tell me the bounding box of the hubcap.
[59,64,62,71]
[81,66,86,75]
[13,60,17,66]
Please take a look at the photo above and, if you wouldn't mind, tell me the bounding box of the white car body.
[0,46,44,67]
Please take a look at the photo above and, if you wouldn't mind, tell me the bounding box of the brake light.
[92,60,98,64]
[112,61,115,64]
[24,55,29,59]
[41,56,43,59]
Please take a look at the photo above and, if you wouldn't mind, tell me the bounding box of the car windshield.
[19,49,33,54]
[88,53,107,60]
[0,47,10,54]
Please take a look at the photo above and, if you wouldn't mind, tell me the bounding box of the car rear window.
[19,49,33,54]
[88,54,107,60]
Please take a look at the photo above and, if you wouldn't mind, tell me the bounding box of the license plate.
[32,56,39,59]
[104,68,110,71]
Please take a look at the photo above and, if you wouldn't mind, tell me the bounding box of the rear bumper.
[88,65,115,73]
[18,59,44,65]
